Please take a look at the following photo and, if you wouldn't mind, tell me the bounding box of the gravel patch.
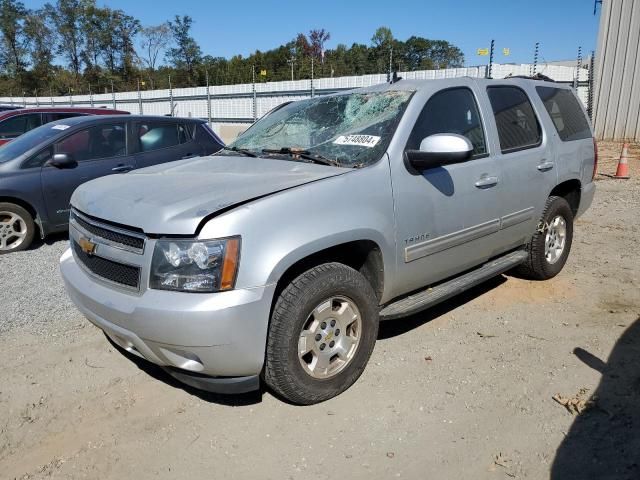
[0,234,76,335]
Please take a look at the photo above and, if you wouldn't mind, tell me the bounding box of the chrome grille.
[72,240,140,289]
[70,209,145,254]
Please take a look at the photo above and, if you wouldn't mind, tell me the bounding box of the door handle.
[537,161,555,172]
[474,175,499,188]
[112,165,134,173]
[181,153,196,159]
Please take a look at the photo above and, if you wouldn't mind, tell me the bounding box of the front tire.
[516,195,574,280]
[0,203,35,254]
[264,262,379,405]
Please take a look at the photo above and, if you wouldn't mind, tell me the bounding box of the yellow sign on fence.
[477,48,489,56]
[503,48,510,56]
[260,70,267,76]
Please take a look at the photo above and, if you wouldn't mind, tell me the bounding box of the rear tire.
[516,196,573,280]
[264,262,379,405]
[0,202,35,254]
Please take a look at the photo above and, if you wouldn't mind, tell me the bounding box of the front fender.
[198,157,398,303]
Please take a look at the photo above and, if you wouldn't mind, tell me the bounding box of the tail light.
[592,138,598,180]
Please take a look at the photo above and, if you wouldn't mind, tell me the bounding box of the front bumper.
[60,248,275,393]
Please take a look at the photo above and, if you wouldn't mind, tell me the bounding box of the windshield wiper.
[261,147,341,167]
[219,146,259,157]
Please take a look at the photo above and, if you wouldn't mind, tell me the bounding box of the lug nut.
[330,319,336,327]
[335,329,340,336]
[329,340,335,348]
[320,343,326,350]
[315,333,322,341]
[320,322,327,329]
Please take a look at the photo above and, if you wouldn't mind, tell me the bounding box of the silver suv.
[61,78,596,404]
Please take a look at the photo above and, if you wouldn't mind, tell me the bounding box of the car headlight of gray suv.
[150,237,240,292]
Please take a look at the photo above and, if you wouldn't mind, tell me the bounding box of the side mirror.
[406,133,473,170]
[48,153,77,169]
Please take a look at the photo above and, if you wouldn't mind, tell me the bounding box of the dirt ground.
[1,142,639,480]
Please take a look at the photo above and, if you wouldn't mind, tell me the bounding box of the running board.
[379,250,528,320]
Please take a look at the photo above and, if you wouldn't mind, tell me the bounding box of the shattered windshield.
[220,90,414,167]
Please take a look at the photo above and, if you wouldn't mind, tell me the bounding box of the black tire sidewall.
[533,197,574,278]
[0,202,35,254]
[266,263,379,404]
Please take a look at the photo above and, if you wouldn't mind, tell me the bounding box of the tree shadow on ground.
[551,316,640,480]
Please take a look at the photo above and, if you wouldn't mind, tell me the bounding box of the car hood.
[71,155,350,234]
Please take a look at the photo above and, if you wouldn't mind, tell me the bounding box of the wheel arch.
[271,238,386,307]
[549,179,581,216]
[0,195,43,236]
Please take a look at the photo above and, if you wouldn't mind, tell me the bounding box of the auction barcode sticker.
[333,135,381,148]
[51,124,70,130]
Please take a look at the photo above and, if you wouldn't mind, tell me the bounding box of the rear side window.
[536,87,591,141]
[406,88,487,157]
[45,112,84,122]
[178,123,194,143]
[0,113,42,140]
[137,122,192,152]
[487,86,541,153]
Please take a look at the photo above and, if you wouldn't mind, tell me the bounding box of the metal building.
[593,0,640,141]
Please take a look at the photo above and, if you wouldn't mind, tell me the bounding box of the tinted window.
[536,87,591,141]
[406,88,487,156]
[178,123,194,143]
[0,123,64,164]
[23,147,53,169]
[46,112,84,122]
[487,87,541,153]
[137,122,190,152]
[55,123,126,161]
[0,113,42,139]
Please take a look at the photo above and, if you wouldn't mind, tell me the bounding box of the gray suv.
[60,78,596,404]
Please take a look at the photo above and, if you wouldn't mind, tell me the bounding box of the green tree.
[47,0,89,82]
[0,0,28,81]
[24,9,57,88]
[166,15,202,84]
[139,23,171,87]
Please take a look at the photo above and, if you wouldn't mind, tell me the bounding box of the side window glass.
[23,146,53,169]
[536,86,591,141]
[487,86,542,153]
[55,123,126,161]
[178,123,194,144]
[24,114,43,133]
[137,122,180,152]
[0,115,30,139]
[406,88,487,157]
[47,112,82,122]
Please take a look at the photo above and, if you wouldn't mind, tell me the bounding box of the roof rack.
[503,73,556,82]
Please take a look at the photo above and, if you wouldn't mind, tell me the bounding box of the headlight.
[150,237,240,293]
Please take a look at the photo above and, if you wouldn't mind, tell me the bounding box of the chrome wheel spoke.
[298,330,316,356]
[298,295,362,380]
[334,301,358,329]
[544,214,568,264]
[311,352,331,374]
[336,335,356,360]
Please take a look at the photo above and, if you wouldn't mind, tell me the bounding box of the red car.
[0,107,130,146]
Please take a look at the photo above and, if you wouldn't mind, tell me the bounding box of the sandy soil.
[1,142,639,480]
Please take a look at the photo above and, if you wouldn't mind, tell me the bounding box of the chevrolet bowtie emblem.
[78,236,97,255]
